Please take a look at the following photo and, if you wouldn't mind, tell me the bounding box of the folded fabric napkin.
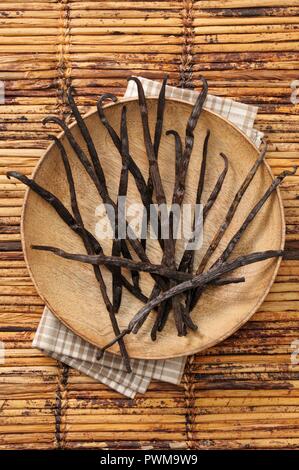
[33,77,264,398]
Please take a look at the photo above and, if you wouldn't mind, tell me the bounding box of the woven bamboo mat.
[1,0,299,450]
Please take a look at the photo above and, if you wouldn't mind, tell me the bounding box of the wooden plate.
[21,98,284,359]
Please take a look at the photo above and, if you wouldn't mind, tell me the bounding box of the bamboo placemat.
[1,0,299,450]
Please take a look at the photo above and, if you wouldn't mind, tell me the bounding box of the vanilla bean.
[100,273,244,352]
[212,276,245,286]
[181,76,208,178]
[145,77,208,337]
[43,116,108,200]
[178,129,209,330]
[50,137,111,307]
[7,168,151,346]
[154,75,167,159]
[195,142,267,277]
[167,79,209,248]
[179,152,228,274]
[44,116,133,264]
[184,130,210,268]
[145,76,167,251]
[129,77,208,335]
[44,116,124,253]
[181,306,198,332]
[97,93,164,255]
[147,75,167,199]
[120,276,148,303]
[181,151,228,322]
[111,106,132,311]
[153,129,211,336]
[160,126,193,334]
[97,328,131,360]
[128,249,299,335]
[196,129,210,205]
[31,245,195,282]
[119,105,130,196]
[202,153,229,220]
[129,76,184,336]
[7,171,95,245]
[28,135,130,370]
[7,169,143,299]
[44,110,166,291]
[166,130,183,178]
[43,116,134,266]
[66,88,106,189]
[217,166,298,268]
[104,269,244,350]
[51,136,82,223]
[63,144,130,368]
[127,78,172,240]
[10,171,150,359]
[96,93,118,136]
[150,130,182,339]
[190,165,297,311]
[118,105,140,289]
[97,94,152,219]
[136,123,183,338]
[99,248,299,350]
[102,276,245,346]
[189,143,266,315]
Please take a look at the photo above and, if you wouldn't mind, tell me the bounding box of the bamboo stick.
[194,42,299,53]
[0,415,183,426]
[0,27,183,36]
[0,2,58,10]
[193,16,299,26]
[195,7,299,18]
[196,396,298,408]
[0,296,42,305]
[70,11,181,20]
[63,423,185,433]
[65,407,187,415]
[64,431,185,441]
[0,433,54,445]
[197,0,299,8]
[0,18,182,28]
[65,441,187,449]
[0,11,59,19]
[195,24,299,34]
[194,31,299,44]
[0,36,182,46]
[195,389,299,398]
[191,439,299,450]
[195,354,298,364]
[71,45,182,52]
[0,409,54,417]
[68,2,181,11]
[194,430,299,439]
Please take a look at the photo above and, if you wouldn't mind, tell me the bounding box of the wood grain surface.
[0,0,299,450]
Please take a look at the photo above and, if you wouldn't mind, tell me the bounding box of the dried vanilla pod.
[11,75,297,368]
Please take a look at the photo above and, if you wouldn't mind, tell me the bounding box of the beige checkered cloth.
[33,77,263,398]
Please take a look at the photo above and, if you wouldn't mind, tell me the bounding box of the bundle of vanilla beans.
[8,76,299,372]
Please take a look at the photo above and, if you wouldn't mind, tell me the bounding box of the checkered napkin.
[33,77,264,398]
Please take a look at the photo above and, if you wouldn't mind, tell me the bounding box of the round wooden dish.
[22,98,284,359]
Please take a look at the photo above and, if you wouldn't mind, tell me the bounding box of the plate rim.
[21,97,285,359]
